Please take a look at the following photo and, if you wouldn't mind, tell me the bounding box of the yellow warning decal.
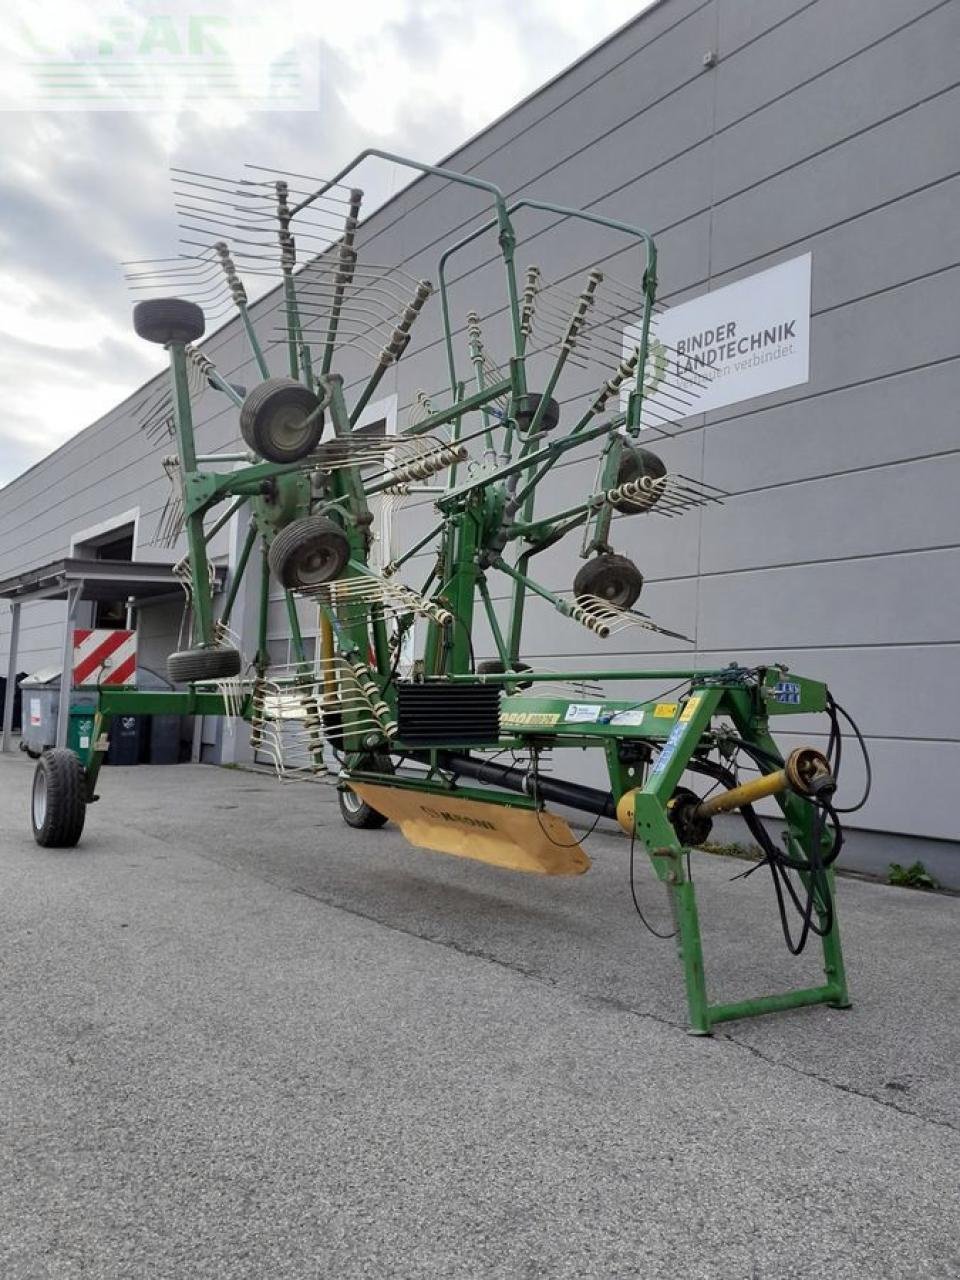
[679,695,702,723]
[653,703,678,718]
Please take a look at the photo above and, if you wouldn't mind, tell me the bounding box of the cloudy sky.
[0,0,649,486]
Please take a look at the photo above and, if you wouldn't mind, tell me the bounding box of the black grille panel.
[396,683,501,747]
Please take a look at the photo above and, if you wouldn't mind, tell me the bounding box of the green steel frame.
[69,148,852,1034]
[82,664,851,1035]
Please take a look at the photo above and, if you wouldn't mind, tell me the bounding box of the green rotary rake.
[28,148,868,1035]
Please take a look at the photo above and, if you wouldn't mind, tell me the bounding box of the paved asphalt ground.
[2,751,959,1279]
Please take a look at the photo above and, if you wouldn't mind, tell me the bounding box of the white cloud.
[0,0,648,484]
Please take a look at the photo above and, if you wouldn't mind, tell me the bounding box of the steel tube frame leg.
[818,866,852,1007]
[2,602,21,752]
[81,709,111,800]
[55,586,81,749]
[629,690,722,1033]
[670,868,711,1035]
[256,541,270,673]
[169,341,215,648]
[284,591,308,667]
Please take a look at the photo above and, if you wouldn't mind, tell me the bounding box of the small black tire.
[338,786,390,829]
[573,553,644,610]
[239,378,324,463]
[268,515,350,591]
[32,749,87,848]
[515,392,560,434]
[133,298,205,346]
[167,646,243,683]
[611,445,667,514]
[339,754,393,829]
[476,658,533,692]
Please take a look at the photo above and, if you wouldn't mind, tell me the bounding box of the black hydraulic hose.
[826,692,872,814]
[687,753,843,871]
[686,753,836,953]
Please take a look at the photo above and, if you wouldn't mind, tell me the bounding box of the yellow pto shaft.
[617,746,834,836]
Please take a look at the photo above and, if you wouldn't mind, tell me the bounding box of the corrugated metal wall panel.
[1,0,956,838]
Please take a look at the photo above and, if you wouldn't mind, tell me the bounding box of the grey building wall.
[1,0,957,839]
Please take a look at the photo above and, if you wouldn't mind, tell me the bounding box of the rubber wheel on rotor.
[339,755,393,830]
[167,646,243,683]
[268,515,350,591]
[476,658,533,692]
[573,553,644,610]
[133,298,205,346]
[32,749,87,848]
[514,392,560,435]
[239,378,324,463]
[611,445,667,514]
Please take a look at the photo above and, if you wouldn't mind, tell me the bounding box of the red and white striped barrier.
[72,628,137,687]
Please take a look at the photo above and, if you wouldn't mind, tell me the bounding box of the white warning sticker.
[609,707,646,727]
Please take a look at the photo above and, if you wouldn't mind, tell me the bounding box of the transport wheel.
[239,377,325,463]
[268,515,350,590]
[339,755,392,830]
[167,646,243,683]
[573,553,644,610]
[476,658,533,692]
[611,445,667,513]
[32,749,87,848]
[514,392,560,434]
[133,298,205,346]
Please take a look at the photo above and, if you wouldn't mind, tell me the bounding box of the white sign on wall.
[622,253,812,422]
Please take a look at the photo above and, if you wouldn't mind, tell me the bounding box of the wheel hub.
[32,770,47,828]
[295,541,339,585]
[267,404,312,450]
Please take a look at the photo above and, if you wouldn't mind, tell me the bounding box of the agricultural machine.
[28,149,867,1034]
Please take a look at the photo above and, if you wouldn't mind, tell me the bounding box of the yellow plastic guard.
[348,783,591,876]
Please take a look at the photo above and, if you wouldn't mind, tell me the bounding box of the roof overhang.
[0,557,227,605]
